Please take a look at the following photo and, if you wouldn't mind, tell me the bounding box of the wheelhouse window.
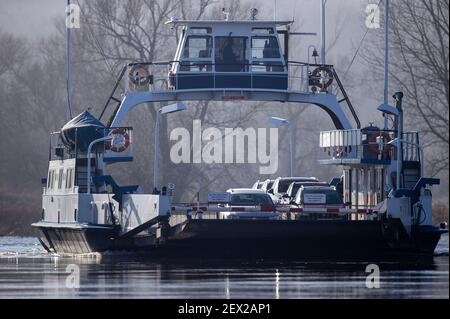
[251,36,280,59]
[182,36,212,59]
[215,36,248,72]
[181,35,212,72]
[251,36,284,72]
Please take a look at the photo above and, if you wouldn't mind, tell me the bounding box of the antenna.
[165,17,177,30]
[320,0,326,64]
[66,0,73,121]
[383,0,389,129]
[222,8,230,21]
[292,1,297,23]
[273,0,277,20]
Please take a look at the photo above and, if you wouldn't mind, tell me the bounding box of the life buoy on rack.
[106,128,130,153]
[129,64,151,86]
[367,132,392,156]
[311,66,334,91]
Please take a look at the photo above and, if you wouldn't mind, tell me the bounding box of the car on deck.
[251,180,264,189]
[260,179,275,192]
[268,177,319,204]
[293,185,344,208]
[279,181,329,204]
[219,188,279,220]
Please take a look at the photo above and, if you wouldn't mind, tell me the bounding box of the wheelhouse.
[168,20,291,90]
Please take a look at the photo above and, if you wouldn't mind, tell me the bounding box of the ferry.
[32,18,447,259]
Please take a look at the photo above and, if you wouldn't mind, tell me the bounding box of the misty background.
[0,0,448,235]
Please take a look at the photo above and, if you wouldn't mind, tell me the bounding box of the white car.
[219,188,279,220]
[251,181,264,189]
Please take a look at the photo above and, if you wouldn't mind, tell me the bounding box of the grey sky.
[0,0,64,36]
[0,1,368,46]
[0,0,381,120]
[0,0,369,63]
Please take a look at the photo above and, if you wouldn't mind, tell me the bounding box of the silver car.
[219,188,279,220]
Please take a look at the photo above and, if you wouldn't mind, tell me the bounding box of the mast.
[273,0,277,20]
[383,0,389,129]
[320,0,326,64]
[66,0,73,121]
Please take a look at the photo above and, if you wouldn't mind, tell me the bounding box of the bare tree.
[0,30,28,77]
[362,0,449,176]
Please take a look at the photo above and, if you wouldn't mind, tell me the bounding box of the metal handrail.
[86,136,113,194]
[100,60,357,128]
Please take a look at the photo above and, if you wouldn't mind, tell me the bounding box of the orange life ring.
[106,128,130,153]
[311,66,334,91]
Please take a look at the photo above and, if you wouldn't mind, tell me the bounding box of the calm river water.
[0,235,448,298]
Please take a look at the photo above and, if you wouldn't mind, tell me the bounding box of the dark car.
[260,179,275,192]
[294,186,343,207]
[268,177,319,203]
[280,181,329,204]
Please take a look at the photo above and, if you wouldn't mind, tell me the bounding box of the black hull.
[33,219,445,259]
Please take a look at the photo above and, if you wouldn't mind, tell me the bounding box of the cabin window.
[57,168,64,189]
[251,36,284,72]
[181,35,212,72]
[252,27,274,34]
[52,171,56,189]
[251,36,280,59]
[49,170,56,189]
[65,168,73,189]
[215,37,248,72]
[182,36,212,59]
[47,170,53,189]
[64,169,68,188]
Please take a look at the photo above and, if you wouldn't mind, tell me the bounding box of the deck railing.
[100,60,360,128]
[319,129,420,163]
[169,202,376,221]
[122,60,341,93]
